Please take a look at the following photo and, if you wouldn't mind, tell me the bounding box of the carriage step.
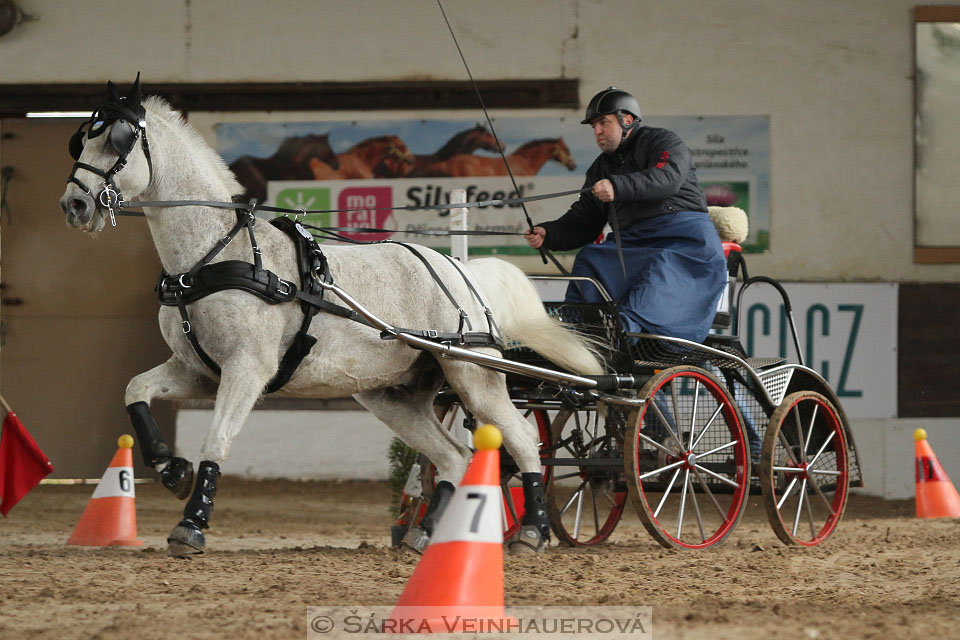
[744,356,786,370]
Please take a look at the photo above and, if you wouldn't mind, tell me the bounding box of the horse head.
[275,133,340,171]
[466,124,504,153]
[60,74,153,232]
[552,138,576,171]
[372,136,415,177]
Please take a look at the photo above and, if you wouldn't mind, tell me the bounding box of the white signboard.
[534,281,898,419]
[723,282,897,419]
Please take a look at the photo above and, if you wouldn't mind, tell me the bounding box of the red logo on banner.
[339,187,394,241]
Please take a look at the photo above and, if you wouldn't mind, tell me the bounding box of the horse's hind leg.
[167,358,270,558]
[440,359,550,553]
[125,358,215,499]
[355,376,471,553]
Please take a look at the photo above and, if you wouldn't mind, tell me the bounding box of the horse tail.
[464,258,604,376]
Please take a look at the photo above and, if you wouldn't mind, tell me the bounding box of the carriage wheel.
[625,367,751,549]
[422,401,551,540]
[759,391,849,546]
[546,405,628,546]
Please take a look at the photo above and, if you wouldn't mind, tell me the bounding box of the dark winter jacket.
[539,126,707,251]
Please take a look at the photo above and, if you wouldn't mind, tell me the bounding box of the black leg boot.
[126,402,194,499]
[509,472,550,554]
[167,461,220,557]
[401,480,455,554]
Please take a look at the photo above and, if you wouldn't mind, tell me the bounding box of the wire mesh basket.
[503,302,630,378]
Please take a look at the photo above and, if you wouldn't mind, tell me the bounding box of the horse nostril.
[60,193,94,224]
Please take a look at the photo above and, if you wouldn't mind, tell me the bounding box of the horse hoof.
[508,525,546,555]
[400,525,430,555]
[161,457,194,500]
[167,520,205,557]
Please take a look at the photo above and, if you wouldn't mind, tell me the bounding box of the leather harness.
[156,208,502,393]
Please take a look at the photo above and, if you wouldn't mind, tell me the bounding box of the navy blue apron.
[565,211,726,343]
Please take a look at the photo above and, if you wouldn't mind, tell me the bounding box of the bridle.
[67,101,154,226]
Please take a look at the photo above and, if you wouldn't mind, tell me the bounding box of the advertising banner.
[216,115,770,254]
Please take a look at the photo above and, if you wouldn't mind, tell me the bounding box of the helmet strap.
[615,111,639,143]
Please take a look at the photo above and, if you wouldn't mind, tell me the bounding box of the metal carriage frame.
[387,254,863,550]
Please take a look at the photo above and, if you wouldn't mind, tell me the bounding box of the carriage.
[60,77,861,556]
[396,231,863,550]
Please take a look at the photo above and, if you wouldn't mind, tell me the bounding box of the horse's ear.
[127,72,142,109]
[106,81,120,103]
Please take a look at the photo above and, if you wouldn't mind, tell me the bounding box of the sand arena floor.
[1,479,959,639]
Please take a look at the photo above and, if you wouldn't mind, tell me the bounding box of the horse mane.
[142,96,243,197]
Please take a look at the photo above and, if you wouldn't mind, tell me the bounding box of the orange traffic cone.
[67,435,143,546]
[388,424,510,634]
[914,429,960,519]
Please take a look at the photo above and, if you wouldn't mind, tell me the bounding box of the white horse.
[59,78,602,557]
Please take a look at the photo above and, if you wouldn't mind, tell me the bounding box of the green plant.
[387,436,418,516]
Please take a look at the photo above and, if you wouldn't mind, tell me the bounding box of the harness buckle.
[99,184,121,227]
[178,274,193,289]
[426,329,439,339]
[219,235,233,247]
[276,279,293,297]
[310,265,327,286]
[181,320,192,334]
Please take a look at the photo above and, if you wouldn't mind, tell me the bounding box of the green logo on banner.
[274,188,333,233]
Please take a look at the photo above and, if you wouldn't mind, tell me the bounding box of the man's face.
[590,113,632,153]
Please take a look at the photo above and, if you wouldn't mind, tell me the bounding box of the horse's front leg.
[125,358,215,499]
[167,358,270,558]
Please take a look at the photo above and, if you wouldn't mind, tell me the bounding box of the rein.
[115,185,590,218]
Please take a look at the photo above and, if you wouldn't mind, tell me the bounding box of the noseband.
[67,101,154,226]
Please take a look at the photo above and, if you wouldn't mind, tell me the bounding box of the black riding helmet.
[581,87,641,143]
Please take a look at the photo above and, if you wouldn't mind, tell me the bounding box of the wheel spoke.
[559,479,588,516]
[637,430,678,456]
[776,476,799,510]
[592,485,600,534]
[649,400,685,452]
[697,440,736,459]
[572,482,585,539]
[803,403,819,452]
[792,478,808,537]
[688,473,707,541]
[654,468,682,518]
[691,466,727,519]
[688,380,701,449]
[670,380,681,439]
[692,404,724,450]
[806,471,837,514]
[639,458,686,481]
[809,430,837,467]
[809,469,842,476]
[677,468,691,538]
[791,405,808,463]
[803,481,819,539]
[693,463,740,488]
[777,429,801,466]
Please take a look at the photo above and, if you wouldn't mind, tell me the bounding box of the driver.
[525,87,726,343]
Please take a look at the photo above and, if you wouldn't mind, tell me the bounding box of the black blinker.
[68,127,86,160]
[108,121,136,156]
